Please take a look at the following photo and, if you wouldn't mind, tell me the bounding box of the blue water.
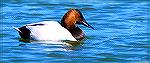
[1,0,150,63]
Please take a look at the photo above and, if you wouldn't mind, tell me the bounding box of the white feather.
[26,21,77,41]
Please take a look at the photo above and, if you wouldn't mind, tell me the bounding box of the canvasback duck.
[14,9,94,41]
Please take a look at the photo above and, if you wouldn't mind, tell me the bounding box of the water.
[1,0,150,63]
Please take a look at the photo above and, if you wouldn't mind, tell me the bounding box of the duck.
[14,9,94,41]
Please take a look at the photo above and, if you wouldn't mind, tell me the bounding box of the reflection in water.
[19,39,83,51]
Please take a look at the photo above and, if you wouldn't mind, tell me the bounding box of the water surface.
[1,0,150,63]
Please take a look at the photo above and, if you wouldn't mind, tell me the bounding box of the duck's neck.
[61,20,84,40]
[60,19,76,31]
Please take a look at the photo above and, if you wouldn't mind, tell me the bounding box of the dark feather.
[18,26,31,39]
[28,24,45,26]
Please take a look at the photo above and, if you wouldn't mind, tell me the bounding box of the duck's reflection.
[63,40,84,51]
[18,39,84,51]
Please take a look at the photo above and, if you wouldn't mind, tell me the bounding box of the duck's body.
[15,21,76,41]
[14,9,94,41]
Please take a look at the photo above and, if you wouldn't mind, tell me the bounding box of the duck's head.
[61,9,94,30]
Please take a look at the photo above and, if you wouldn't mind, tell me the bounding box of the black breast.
[70,27,85,40]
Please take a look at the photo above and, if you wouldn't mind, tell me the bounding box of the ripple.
[96,57,125,62]
[47,53,65,58]
[0,33,12,38]
[80,7,96,10]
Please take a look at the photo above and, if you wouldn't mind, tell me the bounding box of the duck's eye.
[76,21,82,24]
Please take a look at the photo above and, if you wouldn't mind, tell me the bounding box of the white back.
[26,21,77,41]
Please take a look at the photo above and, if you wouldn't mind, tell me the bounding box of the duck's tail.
[13,26,22,34]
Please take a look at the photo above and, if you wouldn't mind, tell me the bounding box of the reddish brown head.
[61,9,94,30]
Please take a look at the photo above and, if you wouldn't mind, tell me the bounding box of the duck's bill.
[82,21,94,29]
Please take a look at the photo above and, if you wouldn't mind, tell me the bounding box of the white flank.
[26,21,77,41]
